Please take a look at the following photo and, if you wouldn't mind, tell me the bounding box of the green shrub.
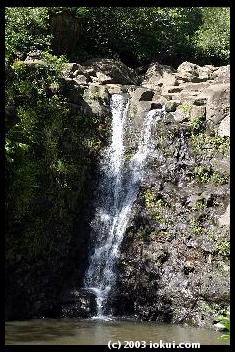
[5,7,52,63]
[190,115,205,134]
[217,310,230,341]
[192,166,229,185]
[190,133,230,156]
[215,240,230,257]
[193,7,230,63]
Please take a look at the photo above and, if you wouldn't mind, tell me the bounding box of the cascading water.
[84,93,165,319]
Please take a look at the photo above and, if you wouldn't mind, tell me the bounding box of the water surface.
[5,318,228,345]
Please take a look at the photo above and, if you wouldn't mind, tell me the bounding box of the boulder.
[165,101,179,112]
[141,62,177,89]
[212,65,230,83]
[177,62,214,83]
[177,62,199,82]
[190,105,206,120]
[200,83,230,124]
[82,84,110,117]
[62,63,85,78]
[104,84,128,95]
[82,58,139,85]
[74,74,92,85]
[218,204,230,227]
[173,103,191,122]
[218,115,230,137]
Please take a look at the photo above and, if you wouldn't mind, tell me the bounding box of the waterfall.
[84,94,164,319]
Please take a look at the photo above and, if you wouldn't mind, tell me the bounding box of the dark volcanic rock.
[58,289,97,318]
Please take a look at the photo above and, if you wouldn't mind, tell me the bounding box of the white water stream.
[84,94,164,318]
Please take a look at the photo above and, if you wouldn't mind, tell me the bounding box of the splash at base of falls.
[84,94,165,319]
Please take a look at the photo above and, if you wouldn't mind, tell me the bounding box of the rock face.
[63,58,229,329]
[6,56,230,328]
[100,61,229,329]
[55,289,97,318]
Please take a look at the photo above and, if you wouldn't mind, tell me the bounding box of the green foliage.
[72,7,202,65]
[192,165,211,183]
[192,165,229,185]
[5,7,230,66]
[217,310,230,341]
[193,8,230,63]
[5,7,52,63]
[210,171,229,185]
[7,52,67,102]
[192,199,206,212]
[144,189,156,208]
[5,50,101,261]
[190,115,205,134]
[179,103,192,115]
[215,240,230,257]
[190,218,204,236]
[68,6,229,65]
[190,133,230,156]
[143,189,169,225]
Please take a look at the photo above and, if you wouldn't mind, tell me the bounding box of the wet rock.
[115,94,230,329]
[104,83,127,95]
[59,289,97,318]
[139,91,155,101]
[92,71,113,84]
[200,271,230,302]
[63,62,85,77]
[183,260,195,275]
[165,101,180,112]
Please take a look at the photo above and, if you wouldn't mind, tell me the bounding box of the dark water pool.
[5,318,229,345]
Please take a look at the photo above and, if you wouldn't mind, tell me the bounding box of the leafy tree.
[5,7,51,63]
[193,7,230,63]
[73,7,203,66]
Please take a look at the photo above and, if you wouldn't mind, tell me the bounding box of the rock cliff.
[6,55,230,328]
